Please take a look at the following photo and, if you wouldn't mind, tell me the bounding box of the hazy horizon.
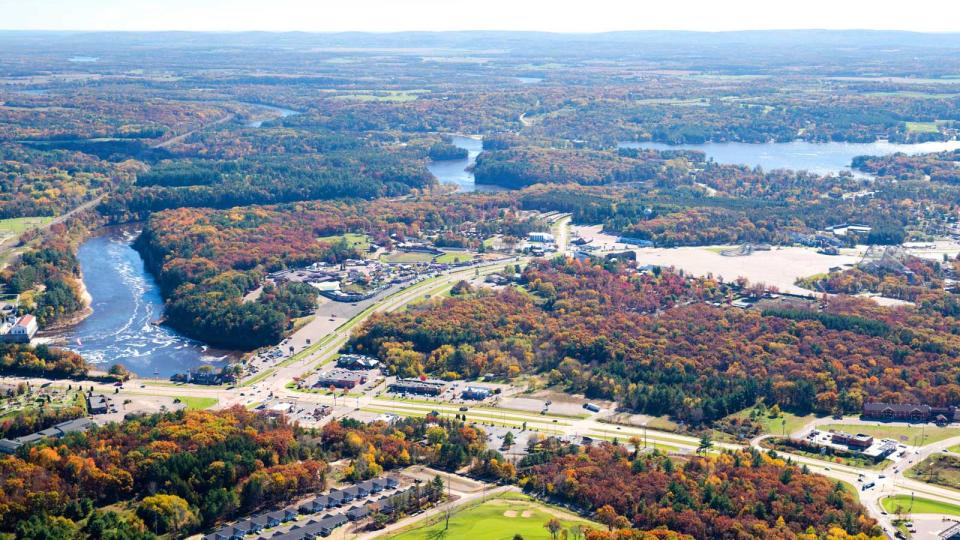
[0,0,958,33]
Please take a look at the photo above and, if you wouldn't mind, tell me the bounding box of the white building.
[0,314,37,343]
[528,232,555,243]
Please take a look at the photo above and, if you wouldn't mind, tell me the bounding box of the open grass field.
[435,251,471,264]
[905,453,960,490]
[881,495,960,516]
[388,492,599,540]
[905,121,940,133]
[317,232,371,252]
[819,424,960,445]
[175,396,218,410]
[726,407,817,436]
[0,216,52,235]
[381,251,436,264]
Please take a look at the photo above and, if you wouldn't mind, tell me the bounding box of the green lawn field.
[389,493,600,540]
[317,232,370,252]
[819,424,960,445]
[0,216,53,235]
[381,251,436,264]
[175,396,218,410]
[881,495,960,516]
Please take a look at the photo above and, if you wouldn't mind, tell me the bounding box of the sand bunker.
[521,510,534,518]
[503,510,518,517]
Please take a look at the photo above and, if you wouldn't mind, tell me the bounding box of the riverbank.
[47,226,235,378]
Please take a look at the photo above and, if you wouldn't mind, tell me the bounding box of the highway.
[7,249,960,538]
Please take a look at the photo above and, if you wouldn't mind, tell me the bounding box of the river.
[47,226,232,378]
[426,135,505,192]
[245,103,300,127]
[618,139,960,177]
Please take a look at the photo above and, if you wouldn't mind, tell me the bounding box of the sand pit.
[521,510,534,518]
[630,245,861,295]
[503,510,518,517]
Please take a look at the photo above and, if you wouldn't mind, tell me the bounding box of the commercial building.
[862,402,960,423]
[87,394,109,414]
[315,370,366,390]
[336,354,380,370]
[388,378,447,396]
[461,386,492,400]
[528,232,555,243]
[830,431,873,449]
[0,417,96,454]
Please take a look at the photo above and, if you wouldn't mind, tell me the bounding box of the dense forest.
[349,258,960,423]
[0,407,499,538]
[135,193,537,348]
[0,407,325,537]
[523,441,882,539]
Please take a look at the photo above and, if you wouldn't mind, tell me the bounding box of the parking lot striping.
[368,399,574,424]
[370,396,589,420]
[360,406,566,435]
[242,258,525,387]
[371,402,574,427]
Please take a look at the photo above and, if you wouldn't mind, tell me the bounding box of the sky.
[0,0,958,33]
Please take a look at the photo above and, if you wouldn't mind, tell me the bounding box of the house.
[299,496,330,514]
[384,477,399,489]
[862,402,934,422]
[364,479,384,493]
[203,526,242,540]
[346,505,370,521]
[251,515,271,530]
[344,483,367,498]
[320,515,348,536]
[462,386,492,400]
[265,509,295,525]
[234,520,261,535]
[0,314,37,343]
[329,489,351,504]
[87,394,109,414]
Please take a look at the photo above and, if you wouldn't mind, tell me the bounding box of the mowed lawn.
[819,424,960,445]
[726,408,817,436]
[881,495,960,516]
[389,493,600,540]
[0,216,52,234]
[175,396,218,410]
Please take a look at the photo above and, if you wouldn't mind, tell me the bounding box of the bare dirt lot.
[631,246,862,294]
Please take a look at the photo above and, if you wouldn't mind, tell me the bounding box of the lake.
[427,135,505,192]
[618,140,960,177]
[47,227,232,378]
